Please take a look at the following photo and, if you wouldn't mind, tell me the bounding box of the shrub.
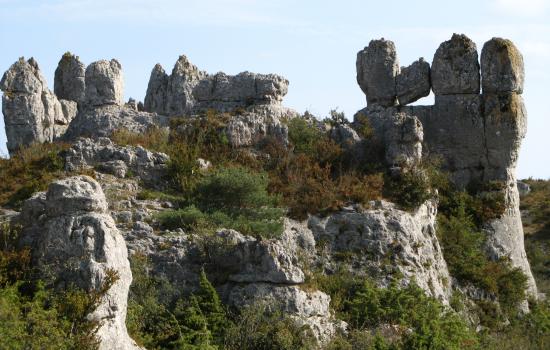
[223,303,317,350]
[0,142,68,208]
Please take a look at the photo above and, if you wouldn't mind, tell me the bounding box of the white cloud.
[491,0,549,17]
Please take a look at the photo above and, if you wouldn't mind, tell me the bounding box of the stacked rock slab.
[354,34,537,296]
[18,176,142,350]
[144,55,289,116]
[0,58,77,154]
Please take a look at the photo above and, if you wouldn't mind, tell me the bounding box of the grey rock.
[396,58,431,105]
[125,98,139,111]
[225,111,289,148]
[432,34,480,95]
[309,201,452,303]
[356,39,399,107]
[223,283,344,343]
[143,64,169,115]
[63,104,169,141]
[330,123,361,149]
[19,176,142,350]
[54,53,86,104]
[143,55,289,116]
[517,181,531,196]
[1,57,77,154]
[85,59,124,106]
[64,137,169,187]
[481,38,524,94]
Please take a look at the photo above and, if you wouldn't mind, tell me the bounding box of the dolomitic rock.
[396,58,431,105]
[309,201,452,303]
[431,34,480,95]
[85,59,124,107]
[18,176,142,350]
[64,137,169,187]
[481,38,524,94]
[54,53,86,104]
[144,54,289,116]
[356,39,399,107]
[355,34,538,298]
[0,57,77,154]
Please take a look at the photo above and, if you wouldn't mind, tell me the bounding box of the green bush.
[157,167,284,238]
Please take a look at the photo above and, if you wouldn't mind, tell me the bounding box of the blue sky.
[1,0,549,179]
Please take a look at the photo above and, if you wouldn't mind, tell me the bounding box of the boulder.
[54,52,86,104]
[356,39,399,107]
[19,176,142,350]
[481,37,524,94]
[85,59,124,106]
[1,57,77,154]
[431,34,480,95]
[396,58,431,105]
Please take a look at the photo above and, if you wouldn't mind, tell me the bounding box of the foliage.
[0,142,68,209]
[223,303,317,350]
[0,223,117,350]
[157,167,284,238]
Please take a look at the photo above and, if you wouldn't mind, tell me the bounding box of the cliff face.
[354,34,537,297]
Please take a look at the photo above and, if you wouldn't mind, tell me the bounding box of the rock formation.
[354,34,537,296]
[18,176,141,350]
[0,57,77,153]
[54,52,86,104]
[144,55,290,116]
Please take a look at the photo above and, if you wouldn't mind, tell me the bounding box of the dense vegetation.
[0,110,549,349]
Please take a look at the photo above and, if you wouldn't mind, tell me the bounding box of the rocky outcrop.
[64,137,169,187]
[354,34,537,297]
[144,55,289,116]
[18,176,141,350]
[63,105,169,141]
[431,34,480,95]
[396,58,431,105]
[310,201,451,303]
[54,52,86,104]
[84,59,124,107]
[356,39,399,107]
[0,58,77,154]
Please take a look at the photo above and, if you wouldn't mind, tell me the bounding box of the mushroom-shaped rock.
[54,52,86,103]
[85,59,124,106]
[481,38,524,94]
[356,39,399,107]
[45,175,108,216]
[396,58,431,105]
[431,34,480,95]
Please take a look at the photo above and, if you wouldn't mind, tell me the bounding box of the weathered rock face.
[0,57,77,154]
[144,55,289,116]
[356,39,399,107]
[354,34,537,297]
[18,176,141,350]
[63,104,169,141]
[310,201,452,303]
[54,53,86,104]
[481,38,524,94]
[64,137,169,187]
[85,59,124,107]
[431,34,480,95]
[396,58,431,105]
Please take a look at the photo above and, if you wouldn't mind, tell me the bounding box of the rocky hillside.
[0,34,549,350]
